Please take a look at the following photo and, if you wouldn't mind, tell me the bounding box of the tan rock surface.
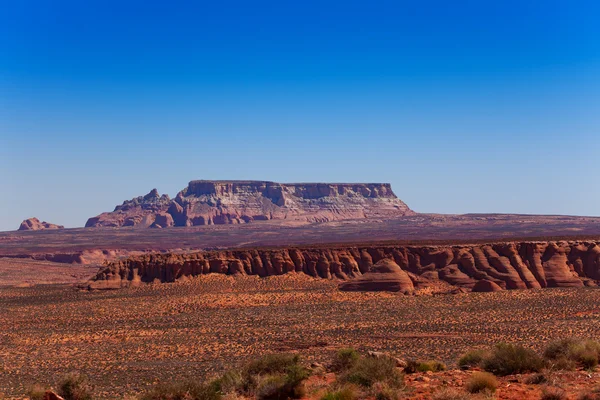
[18,217,63,231]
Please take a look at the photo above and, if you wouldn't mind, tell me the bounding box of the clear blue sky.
[1,0,599,231]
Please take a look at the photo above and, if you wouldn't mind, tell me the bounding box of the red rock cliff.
[86,180,414,228]
[90,240,600,291]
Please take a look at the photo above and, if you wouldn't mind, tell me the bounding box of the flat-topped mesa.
[86,180,414,228]
[183,180,397,199]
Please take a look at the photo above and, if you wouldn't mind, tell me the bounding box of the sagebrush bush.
[457,349,487,369]
[244,354,302,377]
[26,384,48,400]
[578,387,600,400]
[320,385,359,400]
[58,373,93,400]
[139,380,220,400]
[482,343,545,376]
[211,370,244,394]
[525,373,548,385]
[340,356,404,389]
[416,361,446,373]
[544,339,581,360]
[247,354,309,400]
[465,372,497,394]
[431,388,470,400]
[140,353,309,400]
[544,339,600,370]
[403,360,445,374]
[331,349,360,372]
[541,386,567,400]
[372,381,399,400]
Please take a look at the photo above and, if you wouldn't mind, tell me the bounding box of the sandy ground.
[1,274,600,398]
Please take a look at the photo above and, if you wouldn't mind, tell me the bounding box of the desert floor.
[1,274,600,398]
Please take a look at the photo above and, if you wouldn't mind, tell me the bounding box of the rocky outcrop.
[85,189,172,228]
[85,180,414,228]
[338,259,414,293]
[90,240,600,291]
[18,218,64,231]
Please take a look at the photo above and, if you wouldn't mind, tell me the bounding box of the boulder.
[471,279,503,292]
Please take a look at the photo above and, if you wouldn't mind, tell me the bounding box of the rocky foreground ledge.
[89,240,600,291]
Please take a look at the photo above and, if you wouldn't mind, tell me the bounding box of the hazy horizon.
[2,0,599,231]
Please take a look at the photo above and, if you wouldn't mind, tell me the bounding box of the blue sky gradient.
[1,0,599,230]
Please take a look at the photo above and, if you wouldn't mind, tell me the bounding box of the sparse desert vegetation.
[1,276,600,399]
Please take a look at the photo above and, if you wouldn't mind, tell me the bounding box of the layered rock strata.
[85,180,414,227]
[90,240,600,291]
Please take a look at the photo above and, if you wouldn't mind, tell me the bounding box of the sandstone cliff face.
[85,180,414,228]
[85,189,173,228]
[18,218,64,231]
[91,240,600,291]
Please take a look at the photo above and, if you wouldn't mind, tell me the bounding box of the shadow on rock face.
[338,258,415,294]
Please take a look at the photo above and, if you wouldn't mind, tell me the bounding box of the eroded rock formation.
[90,240,600,291]
[338,258,415,293]
[85,189,173,228]
[18,218,64,231]
[85,180,414,228]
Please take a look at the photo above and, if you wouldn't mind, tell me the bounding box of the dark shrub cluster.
[544,339,600,370]
[58,373,93,400]
[404,360,446,374]
[141,353,308,400]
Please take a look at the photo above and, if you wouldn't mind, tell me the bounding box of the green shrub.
[541,386,567,400]
[482,343,545,376]
[544,339,600,370]
[372,382,399,400]
[340,356,404,389]
[239,353,309,399]
[457,349,487,369]
[26,385,48,400]
[139,381,220,400]
[525,373,548,385]
[404,359,445,374]
[239,354,309,400]
[578,387,600,400]
[431,388,470,400]
[58,373,93,400]
[244,354,302,377]
[211,370,244,394]
[465,372,497,394]
[320,385,359,400]
[332,349,360,372]
[416,361,446,373]
[544,339,580,360]
[571,341,600,370]
[254,369,307,400]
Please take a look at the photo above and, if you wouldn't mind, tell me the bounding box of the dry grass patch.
[465,372,497,394]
